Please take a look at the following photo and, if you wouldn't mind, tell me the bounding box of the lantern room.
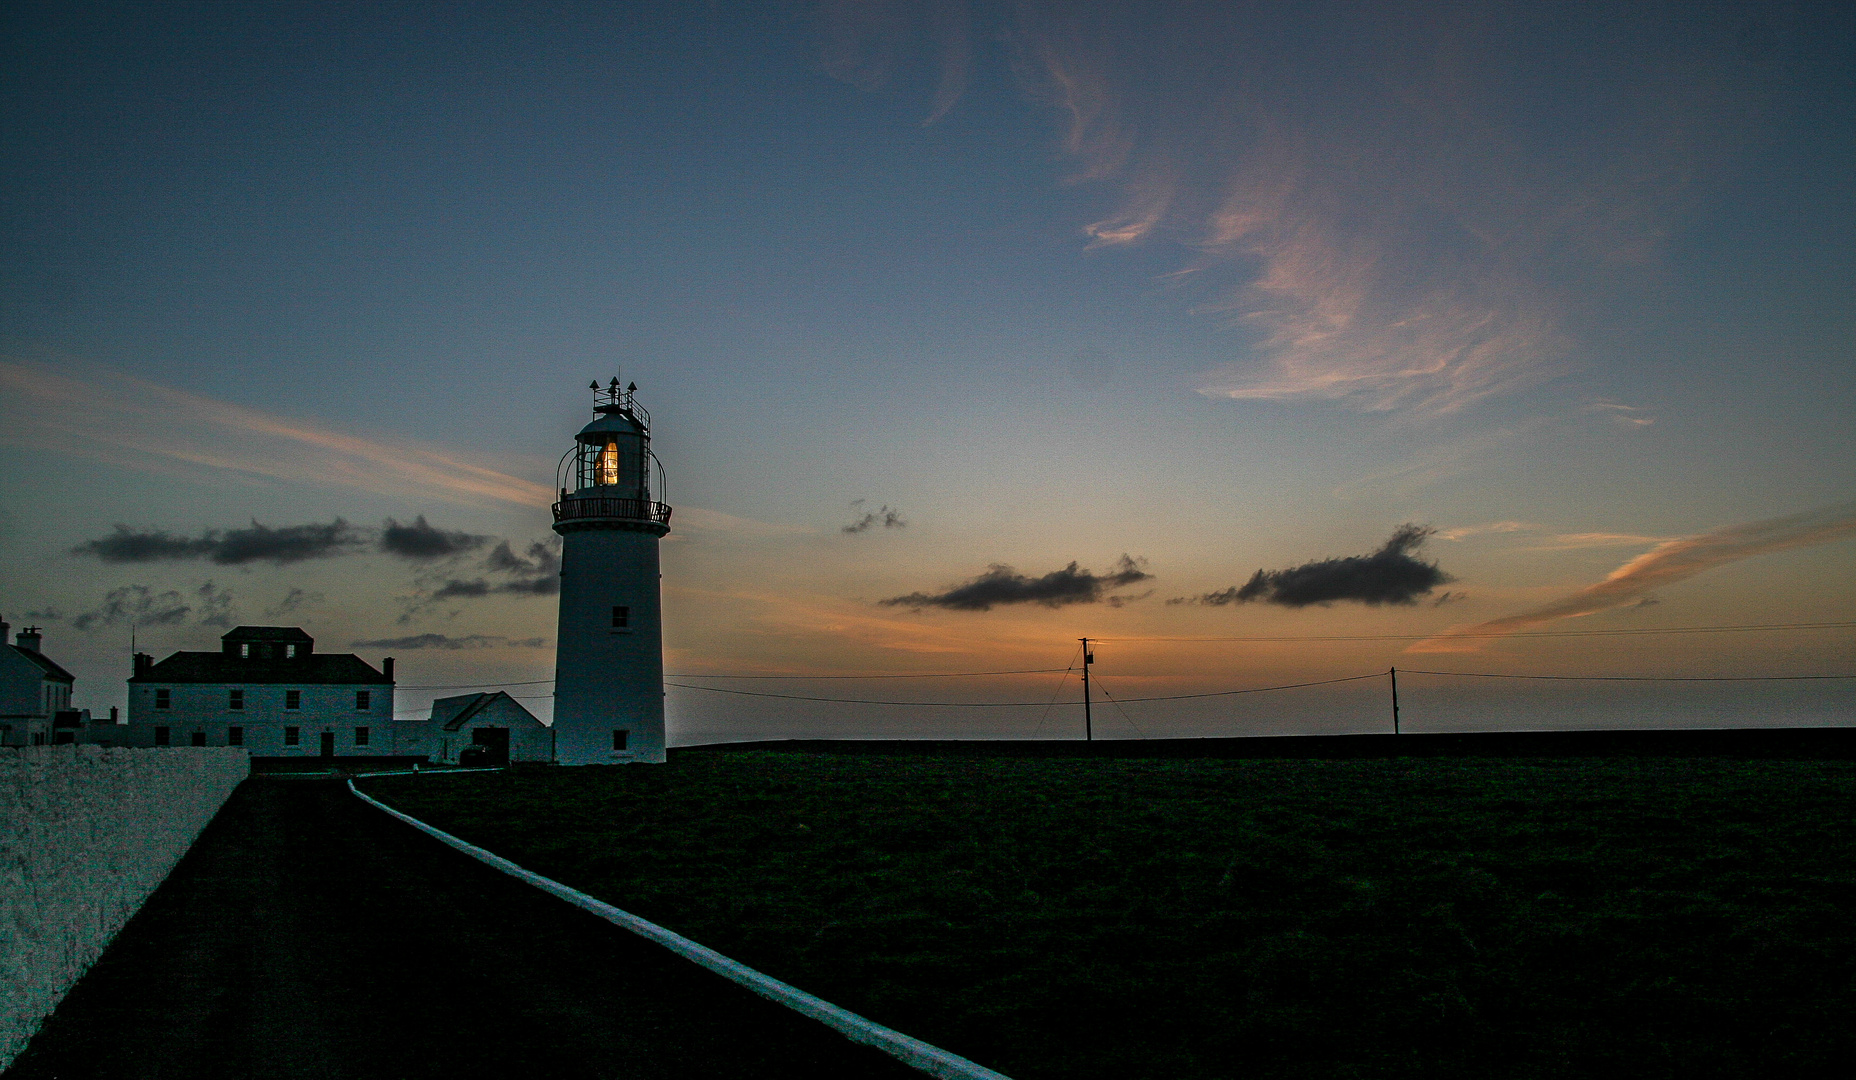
[554,377,672,532]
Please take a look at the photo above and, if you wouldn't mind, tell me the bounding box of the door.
[471,727,511,767]
[320,731,335,758]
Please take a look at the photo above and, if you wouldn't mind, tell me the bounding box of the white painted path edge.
[346,780,1014,1080]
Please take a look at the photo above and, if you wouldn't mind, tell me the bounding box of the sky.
[3,0,1852,743]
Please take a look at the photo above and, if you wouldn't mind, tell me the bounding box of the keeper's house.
[125,626,401,758]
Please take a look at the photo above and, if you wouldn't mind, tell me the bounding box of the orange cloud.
[1410,502,1856,652]
[0,360,554,509]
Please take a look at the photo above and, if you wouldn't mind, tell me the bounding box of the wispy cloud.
[1590,401,1656,428]
[350,633,546,650]
[71,582,236,631]
[0,360,553,508]
[265,588,323,617]
[1411,502,1856,652]
[398,538,561,621]
[842,499,908,534]
[816,5,1723,418]
[1527,532,1671,551]
[1437,521,1533,542]
[881,555,1152,612]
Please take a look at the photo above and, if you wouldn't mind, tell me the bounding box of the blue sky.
[3,1,1852,740]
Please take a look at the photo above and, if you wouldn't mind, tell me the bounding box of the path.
[7,778,921,1079]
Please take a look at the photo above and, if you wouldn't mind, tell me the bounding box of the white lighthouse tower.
[551,377,672,764]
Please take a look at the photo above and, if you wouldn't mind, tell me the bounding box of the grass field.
[360,752,1856,1080]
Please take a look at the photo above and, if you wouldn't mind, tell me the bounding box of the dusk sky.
[4,1,1852,742]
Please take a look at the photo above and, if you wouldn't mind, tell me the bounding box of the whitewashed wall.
[0,745,249,1070]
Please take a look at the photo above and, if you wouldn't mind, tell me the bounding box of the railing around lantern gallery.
[552,495,673,525]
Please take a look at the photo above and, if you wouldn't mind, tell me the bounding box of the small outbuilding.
[417,691,553,766]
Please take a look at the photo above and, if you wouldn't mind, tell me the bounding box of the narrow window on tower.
[611,605,629,628]
[612,730,629,751]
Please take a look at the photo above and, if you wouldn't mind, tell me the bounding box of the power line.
[1094,619,1856,643]
[663,671,1383,708]
[1402,669,1856,682]
[397,679,556,690]
[396,667,1070,690]
[667,667,1071,680]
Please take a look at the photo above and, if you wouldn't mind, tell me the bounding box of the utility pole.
[1080,637,1094,742]
[1390,667,1400,735]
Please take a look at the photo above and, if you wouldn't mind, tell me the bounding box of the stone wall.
[1,745,249,1070]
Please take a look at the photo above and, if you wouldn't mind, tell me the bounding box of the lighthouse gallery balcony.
[552,494,672,527]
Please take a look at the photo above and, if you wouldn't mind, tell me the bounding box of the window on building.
[356,690,371,711]
[354,727,370,747]
[284,726,300,746]
[155,688,171,709]
[191,731,206,747]
[612,605,629,628]
[33,732,47,745]
[229,689,244,710]
[285,690,301,710]
[240,642,251,658]
[227,727,243,747]
[154,726,170,746]
[612,729,629,751]
[286,644,298,659]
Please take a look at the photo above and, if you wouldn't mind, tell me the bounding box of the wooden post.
[1390,667,1400,735]
[1080,637,1093,742]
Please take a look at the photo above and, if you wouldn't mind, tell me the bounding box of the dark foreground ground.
[7,779,920,1080]
[363,750,1856,1080]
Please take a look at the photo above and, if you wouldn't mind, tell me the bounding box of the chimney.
[133,652,154,677]
[110,706,120,724]
[0,616,9,644]
[383,657,395,681]
[16,627,42,653]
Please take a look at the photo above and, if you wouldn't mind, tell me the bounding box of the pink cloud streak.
[1410,502,1856,653]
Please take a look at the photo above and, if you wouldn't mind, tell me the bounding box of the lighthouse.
[551,378,672,764]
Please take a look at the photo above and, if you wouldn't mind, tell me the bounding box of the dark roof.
[10,645,75,684]
[131,651,391,686]
[440,692,497,731]
[222,626,314,643]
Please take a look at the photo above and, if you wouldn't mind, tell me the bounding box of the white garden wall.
[0,745,249,1070]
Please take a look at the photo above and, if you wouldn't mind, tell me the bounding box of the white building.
[124,626,404,758]
[0,619,76,746]
[411,691,554,766]
[551,379,671,764]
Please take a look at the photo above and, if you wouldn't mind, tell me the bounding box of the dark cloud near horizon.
[71,582,235,631]
[881,555,1152,611]
[843,500,907,534]
[1176,525,1451,608]
[379,516,492,560]
[72,520,366,565]
[350,633,546,650]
